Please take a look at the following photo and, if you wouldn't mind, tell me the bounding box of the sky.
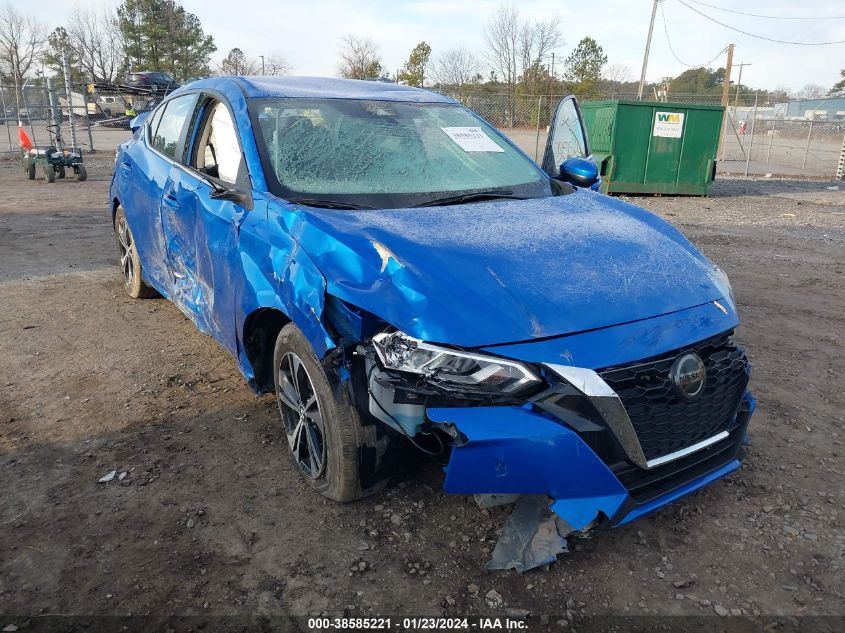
[9,0,845,93]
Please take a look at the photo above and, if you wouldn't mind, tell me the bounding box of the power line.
[676,0,845,45]
[661,3,727,67]
[686,0,845,21]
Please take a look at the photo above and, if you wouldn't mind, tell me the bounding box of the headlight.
[372,331,541,395]
[713,265,735,307]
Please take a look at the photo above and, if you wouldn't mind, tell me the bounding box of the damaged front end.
[336,311,754,572]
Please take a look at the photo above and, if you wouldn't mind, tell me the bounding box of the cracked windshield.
[251,98,551,206]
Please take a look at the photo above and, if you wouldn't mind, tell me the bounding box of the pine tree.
[398,42,431,87]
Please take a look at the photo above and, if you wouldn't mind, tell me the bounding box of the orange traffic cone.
[18,122,33,151]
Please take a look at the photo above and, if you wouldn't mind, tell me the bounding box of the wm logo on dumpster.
[653,111,685,138]
[657,113,682,123]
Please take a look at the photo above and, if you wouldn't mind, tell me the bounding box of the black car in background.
[122,71,181,94]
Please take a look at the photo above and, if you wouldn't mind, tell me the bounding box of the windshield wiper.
[288,198,374,210]
[413,190,525,207]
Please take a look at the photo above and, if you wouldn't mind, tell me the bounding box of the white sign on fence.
[653,111,685,138]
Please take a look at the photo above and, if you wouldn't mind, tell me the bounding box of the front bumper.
[430,392,754,532]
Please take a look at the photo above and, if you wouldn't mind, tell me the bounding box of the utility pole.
[259,55,265,75]
[637,0,660,100]
[720,43,735,107]
[718,43,735,161]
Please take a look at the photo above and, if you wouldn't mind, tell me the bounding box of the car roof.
[181,75,457,104]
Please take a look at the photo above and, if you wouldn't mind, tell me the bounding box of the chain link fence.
[1,81,166,156]
[444,90,845,180]
[4,83,844,180]
[720,112,845,178]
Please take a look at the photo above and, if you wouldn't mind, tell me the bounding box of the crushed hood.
[286,190,727,348]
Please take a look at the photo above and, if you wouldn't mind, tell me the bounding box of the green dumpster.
[580,100,724,196]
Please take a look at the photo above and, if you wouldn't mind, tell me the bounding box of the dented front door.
[159,165,243,355]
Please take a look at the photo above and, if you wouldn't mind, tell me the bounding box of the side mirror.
[559,157,599,188]
[210,184,253,210]
[129,111,150,133]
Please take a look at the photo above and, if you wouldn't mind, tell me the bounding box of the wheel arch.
[110,197,121,225]
[241,307,292,393]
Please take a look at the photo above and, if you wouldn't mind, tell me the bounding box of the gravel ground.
[0,154,843,630]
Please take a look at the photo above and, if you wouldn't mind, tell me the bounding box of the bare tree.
[264,53,291,76]
[484,5,520,94]
[62,6,125,82]
[337,35,382,79]
[484,5,562,123]
[431,47,480,87]
[218,47,258,75]
[518,16,561,94]
[793,83,825,100]
[0,5,46,85]
[603,64,632,84]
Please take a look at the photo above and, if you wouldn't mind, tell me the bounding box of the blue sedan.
[110,76,753,537]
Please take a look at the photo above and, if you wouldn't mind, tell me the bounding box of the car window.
[192,101,244,185]
[251,98,553,208]
[151,94,195,160]
[549,98,588,170]
[147,105,165,142]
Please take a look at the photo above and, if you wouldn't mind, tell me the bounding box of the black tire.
[44,164,55,183]
[56,165,66,179]
[113,205,157,299]
[76,164,87,182]
[273,323,396,502]
[25,160,35,180]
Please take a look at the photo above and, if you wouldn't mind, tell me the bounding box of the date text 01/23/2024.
[307,617,528,630]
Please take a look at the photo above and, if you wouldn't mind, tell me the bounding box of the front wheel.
[44,164,55,183]
[273,323,396,502]
[75,164,87,181]
[113,205,157,298]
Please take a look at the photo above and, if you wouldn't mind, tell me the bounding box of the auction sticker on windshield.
[441,127,504,152]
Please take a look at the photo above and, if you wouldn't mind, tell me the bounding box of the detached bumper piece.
[432,334,754,572]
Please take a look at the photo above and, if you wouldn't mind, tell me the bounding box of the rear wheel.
[56,165,66,179]
[25,160,35,180]
[273,323,396,502]
[113,205,157,298]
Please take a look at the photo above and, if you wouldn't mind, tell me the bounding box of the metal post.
[836,132,845,180]
[81,86,95,152]
[19,79,38,148]
[260,55,265,75]
[766,119,776,164]
[61,49,78,149]
[534,96,542,162]
[0,85,13,151]
[637,0,659,100]
[801,120,814,170]
[733,62,751,121]
[46,78,60,129]
[744,92,758,177]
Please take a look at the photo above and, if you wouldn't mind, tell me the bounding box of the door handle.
[121,161,132,173]
[163,193,180,208]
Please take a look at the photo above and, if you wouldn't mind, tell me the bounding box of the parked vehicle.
[1,106,30,125]
[109,77,753,537]
[90,94,127,118]
[123,71,181,94]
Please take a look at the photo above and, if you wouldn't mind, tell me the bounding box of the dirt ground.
[0,153,843,629]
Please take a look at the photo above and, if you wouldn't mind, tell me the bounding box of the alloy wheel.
[276,352,326,479]
[116,216,135,290]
